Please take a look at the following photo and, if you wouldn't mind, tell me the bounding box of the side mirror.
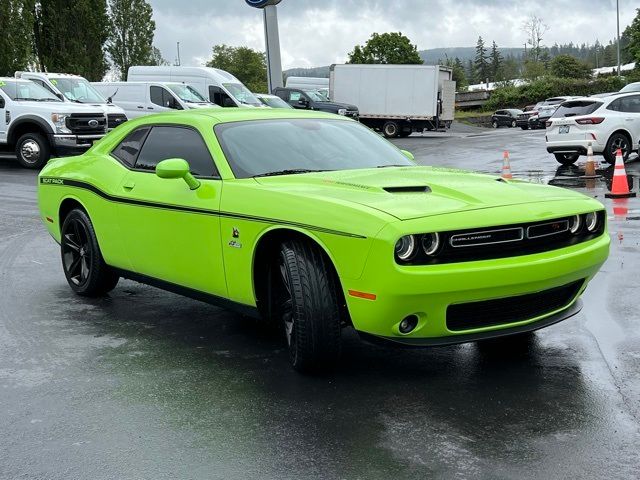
[400,150,415,161]
[155,158,200,190]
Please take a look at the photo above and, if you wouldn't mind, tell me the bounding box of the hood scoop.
[383,185,431,194]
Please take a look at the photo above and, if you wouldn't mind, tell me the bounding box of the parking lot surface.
[1,125,639,479]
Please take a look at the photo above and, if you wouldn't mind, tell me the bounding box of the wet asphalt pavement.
[1,125,639,479]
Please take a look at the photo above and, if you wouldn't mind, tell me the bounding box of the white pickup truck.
[16,72,128,131]
[0,77,108,168]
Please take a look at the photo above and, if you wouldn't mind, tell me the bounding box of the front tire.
[274,239,342,372]
[382,121,399,138]
[492,120,498,128]
[511,120,517,128]
[15,132,50,169]
[604,132,631,164]
[61,209,119,296]
[554,153,580,165]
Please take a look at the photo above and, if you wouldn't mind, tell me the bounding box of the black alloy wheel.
[604,133,631,164]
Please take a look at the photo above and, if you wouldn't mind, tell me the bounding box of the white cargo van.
[90,81,216,119]
[16,72,128,130]
[127,66,264,108]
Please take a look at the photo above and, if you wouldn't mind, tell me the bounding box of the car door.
[148,86,183,114]
[288,90,310,109]
[620,95,640,144]
[114,124,227,297]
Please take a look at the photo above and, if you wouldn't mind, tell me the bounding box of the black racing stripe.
[40,177,366,239]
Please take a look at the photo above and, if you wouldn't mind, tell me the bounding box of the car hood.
[315,101,358,111]
[12,100,104,114]
[253,166,586,221]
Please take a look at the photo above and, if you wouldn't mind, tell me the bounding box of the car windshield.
[552,101,602,118]
[215,118,414,178]
[51,77,106,103]
[620,83,640,93]
[167,84,207,103]
[303,89,326,102]
[222,83,261,106]
[0,80,61,102]
[259,96,293,109]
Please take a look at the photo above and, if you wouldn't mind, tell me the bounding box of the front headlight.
[337,108,347,116]
[569,215,581,234]
[51,113,71,133]
[421,233,440,255]
[394,235,416,261]
[584,212,598,232]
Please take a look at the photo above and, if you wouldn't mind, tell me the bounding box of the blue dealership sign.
[245,0,282,8]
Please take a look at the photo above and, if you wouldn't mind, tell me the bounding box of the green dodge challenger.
[38,108,610,371]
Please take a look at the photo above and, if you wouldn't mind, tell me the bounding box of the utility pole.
[616,0,621,76]
[176,42,181,66]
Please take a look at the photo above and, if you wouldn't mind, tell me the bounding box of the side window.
[289,91,302,102]
[607,99,622,112]
[620,95,640,113]
[111,127,150,166]
[150,86,180,109]
[209,86,234,107]
[150,86,164,107]
[32,79,58,96]
[135,126,217,177]
[274,90,288,101]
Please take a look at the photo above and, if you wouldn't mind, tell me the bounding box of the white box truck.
[329,64,456,138]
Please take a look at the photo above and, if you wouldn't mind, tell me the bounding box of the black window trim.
[110,123,221,179]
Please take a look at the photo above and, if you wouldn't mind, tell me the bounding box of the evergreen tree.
[34,0,109,80]
[489,41,503,81]
[0,0,34,76]
[623,8,640,65]
[466,59,476,85]
[474,36,489,84]
[106,0,156,80]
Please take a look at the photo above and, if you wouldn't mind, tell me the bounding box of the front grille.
[65,113,107,135]
[446,280,583,331]
[107,113,127,129]
[400,212,605,265]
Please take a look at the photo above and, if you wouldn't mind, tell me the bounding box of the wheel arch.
[609,128,633,145]
[251,226,350,324]
[59,195,89,227]
[7,116,54,145]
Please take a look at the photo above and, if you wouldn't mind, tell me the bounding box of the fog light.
[585,212,598,232]
[399,314,419,334]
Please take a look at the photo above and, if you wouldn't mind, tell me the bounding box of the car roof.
[0,77,33,84]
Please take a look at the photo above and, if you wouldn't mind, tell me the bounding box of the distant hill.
[283,66,331,79]
[419,47,525,64]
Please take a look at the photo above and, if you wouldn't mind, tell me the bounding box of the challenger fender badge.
[228,240,242,249]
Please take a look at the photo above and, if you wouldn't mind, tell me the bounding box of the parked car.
[91,82,216,119]
[273,87,359,119]
[38,109,609,371]
[128,66,265,108]
[530,104,559,129]
[620,82,640,93]
[16,72,127,130]
[0,77,108,168]
[255,93,293,109]
[516,104,540,129]
[491,109,522,128]
[546,93,640,165]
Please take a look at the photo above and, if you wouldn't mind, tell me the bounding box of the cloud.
[148,0,639,69]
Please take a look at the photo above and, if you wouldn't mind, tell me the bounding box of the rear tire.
[511,120,517,128]
[399,131,411,138]
[382,121,399,138]
[554,153,580,165]
[60,209,119,296]
[15,132,50,169]
[274,239,342,372]
[604,132,631,164]
[492,120,498,128]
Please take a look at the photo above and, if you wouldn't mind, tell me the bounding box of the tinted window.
[150,86,180,109]
[135,126,217,176]
[209,86,233,107]
[215,119,413,179]
[607,98,623,112]
[619,95,640,113]
[111,127,150,166]
[553,101,602,118]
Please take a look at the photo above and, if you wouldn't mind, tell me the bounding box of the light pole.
[246,0,284,92]
[616,0,621,76]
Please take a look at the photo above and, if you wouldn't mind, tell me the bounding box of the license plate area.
[559,125,570,134]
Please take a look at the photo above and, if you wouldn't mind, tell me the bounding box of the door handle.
[137,105,144,109]
[122,181,135,191]
[147,107,154,110]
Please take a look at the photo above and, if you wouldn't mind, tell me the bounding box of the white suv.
[0,78,108,168]
[546,93,640,165]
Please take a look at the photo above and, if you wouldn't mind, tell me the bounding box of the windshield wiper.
[253,169,331,178]
[377,164,410,168]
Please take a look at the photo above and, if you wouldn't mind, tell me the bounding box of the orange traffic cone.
[501,151,513,179]
[582,143,598,179]
[605,149,636,198]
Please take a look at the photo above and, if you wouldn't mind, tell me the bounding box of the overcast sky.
[148,0,639,69]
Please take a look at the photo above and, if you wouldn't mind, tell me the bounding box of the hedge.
[483,71,640,111]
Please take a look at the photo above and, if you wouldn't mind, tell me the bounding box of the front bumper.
[50,133,105,152]
[342,231,609,345]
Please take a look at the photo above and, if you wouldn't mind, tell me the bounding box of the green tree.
[206,45,267,93]
[549,54,592,79]
[474,36,489,83]
[34,0,109,80]
[440,56,467,90]
[489,41,503,81]
[466,59,476,85]
[624,8,640,65]
[522,60,546,80]
[150,46,168,66]
[348,32,423,64]
[0,0,34,76]
[106,0,156,80]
